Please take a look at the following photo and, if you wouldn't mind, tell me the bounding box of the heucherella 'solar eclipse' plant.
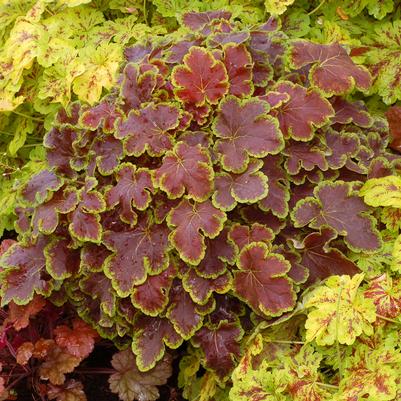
[1,9,401,399]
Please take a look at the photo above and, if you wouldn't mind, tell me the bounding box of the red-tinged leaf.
[195,228,235,278]
[80,273,116,316]
[212,159,268,211]
[331,97,373,127]
[33,338,55,359]
[8,294,46,331]
[103,215,170,297]
[324,129,360,169]
[290,41,372,95]
[80,99,122,133]
[192,321,242,379]
[0,239,16,256]
[260,91,290,109]
[106,163,154,225]
[56,103,81,126]
[271,81,334,141]
[116,103,180,157]
[299,227,359,285]
[155,142,213,202]
[259,155,290,218]
[80,243,110,272]
[183,104,211,126]
[131,263,176,316]
[167,199,226,265]
[385,106,401,153]
[166,281,205,339]
[223,44,253,97]
[39,345,81,385]
[233,242,296,316]
[183,267,232,304]
[32,188,78,236]
[16,342,34,365]
[22,169,63,205]
[120,63,158,111]
[167,40,203,64]
[0,237,52,306]
[152,193,180,224]
[228,223,274,252]
[132,315,183,371]
[109,349,172,401]
[91,133,124,175]
[69,206,102,243]
[44,238,80,280]
[47,380,87,401]
[54,319,98,359]
[172,47,228,106]
[284,140,328,176]
[213,97,283,172]
[79,178,106,213]
[292,181,381,252]
[364,274,401,319]
[274,246,308,285]
[240,205,285,234]
[182,11,232,30]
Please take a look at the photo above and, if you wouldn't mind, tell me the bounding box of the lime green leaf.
[304,274,376,346]
[360,176,401,208]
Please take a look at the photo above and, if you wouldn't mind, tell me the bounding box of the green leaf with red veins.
[106,163,154,225]
[166,281,205,339]
[304,274,376,345]
[330,97,373,128]
[132,315,183,371]
[47,380,87,401]
[80,99,123,133]
[131,263,176,317]
[233,242,296,317]
[323,129,360,169]
[259,155,290,218]
[109,349,172,401]
[183,267,232,305]
[32,188,79,236]
[271,81,334,141]
[44,238,80,280]
[212,159,268,211]
[91,133,124,176]
[292,181,381,252]
[276,345,331,401]
[167,199,226,265]
[299,227,359,286]
[364,274,401,318]
[103,215,170,297]
[80,273,116,316]
[283,140,328,175]
[69,205,102,243]
[195,227,236,278]
[0,237,53,306]
[228,223,274,253]
[381,207,401,231]
[223,44,253,97]
[155,142,214,202]
[172,46,228,106]
[213,97,283,173]
[116,103,180,157]
[290,41,372,96]
[120,63,158,111]
[22,169,63,206]
[192,321,243,380]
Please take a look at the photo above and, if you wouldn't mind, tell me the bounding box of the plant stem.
[269,340,306,345]
[11,110,44,123]
[307,0,326,15]
[316,382,339,390]
[377,314,401,325]
[143,0,148,25]
[75,368,115,375]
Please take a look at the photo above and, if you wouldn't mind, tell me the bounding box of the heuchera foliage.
[2,8,401,401]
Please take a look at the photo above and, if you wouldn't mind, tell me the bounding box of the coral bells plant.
[1,9,401,400]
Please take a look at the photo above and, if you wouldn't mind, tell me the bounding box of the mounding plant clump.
[2,8,401,401]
